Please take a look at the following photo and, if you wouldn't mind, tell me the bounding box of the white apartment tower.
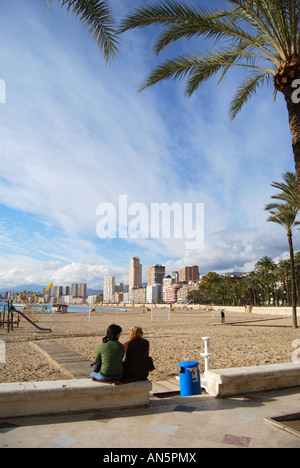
[103,276,115,303]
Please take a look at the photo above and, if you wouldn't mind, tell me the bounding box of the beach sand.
[0,307,299,383]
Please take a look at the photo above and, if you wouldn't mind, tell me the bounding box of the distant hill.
[0,284,102,295]
[0,284,45,294]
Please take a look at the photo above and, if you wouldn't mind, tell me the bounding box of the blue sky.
[0,0,298,289]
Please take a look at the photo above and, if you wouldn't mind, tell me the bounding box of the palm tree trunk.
[287,230,298,328]
[284,85,300,200]
[285,274,290,305]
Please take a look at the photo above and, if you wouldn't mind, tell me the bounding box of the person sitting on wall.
[123,326,152,381]
[89,324,124,382]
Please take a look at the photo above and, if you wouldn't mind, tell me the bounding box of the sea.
[0,302,130,314]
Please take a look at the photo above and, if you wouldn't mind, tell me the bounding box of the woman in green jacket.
[90,324,124,382]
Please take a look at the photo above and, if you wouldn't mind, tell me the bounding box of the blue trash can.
[179,360,201,397]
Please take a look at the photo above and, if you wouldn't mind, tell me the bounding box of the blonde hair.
[129,326,143,340]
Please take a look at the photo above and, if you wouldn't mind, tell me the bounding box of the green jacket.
[95,340,124,377]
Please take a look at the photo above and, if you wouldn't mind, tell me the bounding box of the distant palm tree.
[265,191,299,328]
[120,1,300,196]
[255,256,276,305]
[244,270,261,306]
[44,0,118,62]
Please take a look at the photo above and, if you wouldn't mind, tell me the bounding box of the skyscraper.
[129,257,142,289]
[103,276,115,303]
[148,264,165,286]
[179,266,199,282]
[79,283,87,298]
[53,286,63,302]
[71,283,78,297]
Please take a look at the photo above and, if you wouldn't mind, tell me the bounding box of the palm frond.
[266,171,300,231]
[266,202,299,228]
[229,71,271,120]
[140,45,275,98]
[44,0,119,63]
[139,53,204,92]
[229,0,298,59]
[119,1,209,31]
[270,172,300,208]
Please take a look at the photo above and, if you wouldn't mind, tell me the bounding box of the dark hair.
[102,324,122,343]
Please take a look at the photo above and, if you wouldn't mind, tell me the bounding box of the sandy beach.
[0,307,299,383]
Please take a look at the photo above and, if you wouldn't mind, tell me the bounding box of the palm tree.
[244,270,261,306]
[120,1,300,195]
[265,200,299,328]
[255,256,276,305]
[44,0,118,62]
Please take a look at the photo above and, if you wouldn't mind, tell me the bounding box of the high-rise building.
[171,271,179,282]
[103,276,115,303]
[179,266,199,282]
[147,264,165,286]
[53,286,63,301]
[129,257,142,289]
[79,283,87,298]
[162,276,173,302]
[71,283,78,297]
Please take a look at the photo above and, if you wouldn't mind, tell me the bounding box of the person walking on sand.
[89,324,124,382]
[123,326,151,381]
[221,310,225,324]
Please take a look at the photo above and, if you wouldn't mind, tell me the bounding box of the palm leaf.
[265,171,300,231]
[229,71,272,120]
[44,0,119,62]
[270,172,300,208]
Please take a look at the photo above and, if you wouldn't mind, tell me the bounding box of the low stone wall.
[219,306,300,317]
[0,379,152,418]
[204,363,300,398]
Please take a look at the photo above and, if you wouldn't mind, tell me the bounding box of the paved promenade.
[0,385,299,448]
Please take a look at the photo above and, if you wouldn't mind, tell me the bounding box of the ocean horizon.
[0,302,133,314]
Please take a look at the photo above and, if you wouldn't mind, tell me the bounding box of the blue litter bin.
[179,361,201,397]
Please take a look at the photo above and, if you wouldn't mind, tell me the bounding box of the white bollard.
[201,336,214,372]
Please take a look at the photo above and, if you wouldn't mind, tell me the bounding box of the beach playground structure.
[0,308,19,333]
[0,301,51,333]
[13,293,48,322]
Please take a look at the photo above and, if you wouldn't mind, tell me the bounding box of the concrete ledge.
[0,379,152,418]
[204,363,300,398]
